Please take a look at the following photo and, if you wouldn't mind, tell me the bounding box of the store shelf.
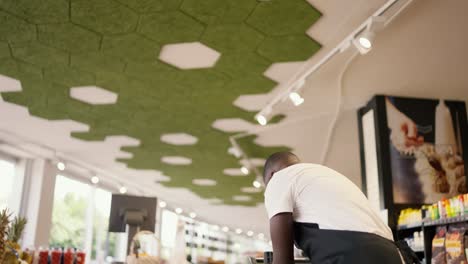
[396,222,422,230]
[423,215,468,227]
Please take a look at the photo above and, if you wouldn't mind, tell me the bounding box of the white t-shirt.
[264,163,393,241]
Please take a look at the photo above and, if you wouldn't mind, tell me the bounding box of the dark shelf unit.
[397,216,468,264]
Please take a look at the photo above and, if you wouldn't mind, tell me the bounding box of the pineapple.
[0,209,12,263]
[8,216,27,245]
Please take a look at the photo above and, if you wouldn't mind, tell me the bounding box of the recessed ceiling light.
[159,201,167,208]
[247,230,254,237]
[175,208,183,214]
[213,225,220,231]
[222,226,229,232]
[258,233,265,239]
[119,186,127,194]
[57,161,66,171]
[240,166,249,175]
[91,176,100,184]
[189,212,197,218]
[235,228,242,234]
[253,180,262,189]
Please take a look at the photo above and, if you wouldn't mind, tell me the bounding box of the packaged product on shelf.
[445,224,468,264]
[432,226,448,264]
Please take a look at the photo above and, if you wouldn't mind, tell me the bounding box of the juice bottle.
[38,248,49,264]
[63,248,74,264]
[51,248,62,264]
[76,250,86,264]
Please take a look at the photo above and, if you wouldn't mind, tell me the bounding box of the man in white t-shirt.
[263,152,409,264]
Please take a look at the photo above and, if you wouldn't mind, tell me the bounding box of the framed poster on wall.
[357,95,468,229]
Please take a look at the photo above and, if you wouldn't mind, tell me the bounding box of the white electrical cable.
[319,51,359,165]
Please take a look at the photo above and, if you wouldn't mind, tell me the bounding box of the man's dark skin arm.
[270,212,295,264]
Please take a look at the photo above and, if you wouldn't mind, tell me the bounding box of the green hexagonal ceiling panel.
[0,0,322,206]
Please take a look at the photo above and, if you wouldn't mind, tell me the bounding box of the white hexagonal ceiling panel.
[160,133,198,145]
[159,42,221,70]
[161,156,192,165]
[70,86,118,105]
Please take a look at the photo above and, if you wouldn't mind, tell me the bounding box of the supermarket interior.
[0,0,468,263]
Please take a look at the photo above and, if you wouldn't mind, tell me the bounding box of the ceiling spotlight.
[358,30,375,49]
[354,30,376,55]
[235,228,243,234]
[289,92,304,106]
[159,201,167,208]
[253,180,262,189]
[189,212,197,218]
[247,230,254,237]
[175,208,183,214]
[119,186,127,194]
[222,226,229,232]
[255,114,268,126]
[240,166,249,175]
[213,225,220,231]
[57,161,66,171]
[91,176,100,184]
[258,233,265,239]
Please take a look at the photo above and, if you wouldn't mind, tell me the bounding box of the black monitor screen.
[108,194,157,233]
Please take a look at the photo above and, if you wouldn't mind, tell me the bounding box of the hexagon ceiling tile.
[159,42,221,70]
[233,93,273,112]
[0,42,9,59]
[201,24,265,53]
[241,187,262,193]
[0,0,68,24]
[0,74,22,92]
[257,34,321,62]
[246,0,321,36]
[264,61,306,83]
[138,11,204,44]
[161,156,192,165]
[43,67,95,87]
[71,0,139,35]
[114,0,165,13]
[38,23,101,53]
[0,11,36,43]
[102,34,160,62]
[70,86,118,105]
[232,195,252,202]
[192,178,217,186]
[71,52,126,73]
[180,0,228,25]
[223,168,246,177]
[160,133,198,145]
[214,51,271,78]
[12,42,69,68]
[212,118,256,133]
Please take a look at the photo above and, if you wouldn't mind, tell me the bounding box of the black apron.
[293,222,404,264]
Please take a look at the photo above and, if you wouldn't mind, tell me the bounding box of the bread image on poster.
[385,96,466,204]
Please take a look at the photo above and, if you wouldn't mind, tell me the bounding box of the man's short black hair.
[263,151,299,180]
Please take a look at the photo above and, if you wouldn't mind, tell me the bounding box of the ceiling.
[2,0,467,235]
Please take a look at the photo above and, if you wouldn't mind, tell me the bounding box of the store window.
[0,158,16,211]
[49,175,118,263]
[160,209,179,258]
[50,175,91,248]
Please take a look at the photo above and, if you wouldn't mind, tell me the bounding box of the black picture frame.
[357,95,468,230]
